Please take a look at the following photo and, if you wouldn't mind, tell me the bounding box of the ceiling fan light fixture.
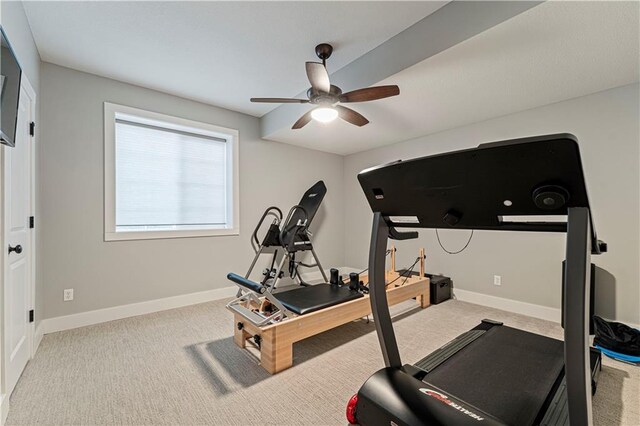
[252,44,400,130]
[311,107,338,123]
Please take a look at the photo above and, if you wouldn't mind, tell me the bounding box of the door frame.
[0,73,37,423]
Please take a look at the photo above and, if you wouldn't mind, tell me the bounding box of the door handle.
[8,244,22,255]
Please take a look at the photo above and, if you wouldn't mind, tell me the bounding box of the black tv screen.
[0,26,22,147]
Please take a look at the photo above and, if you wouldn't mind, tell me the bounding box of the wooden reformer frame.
[228,247,430,374]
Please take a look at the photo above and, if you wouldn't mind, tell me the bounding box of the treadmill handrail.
[369,212,403,368]
[563,207,594,425]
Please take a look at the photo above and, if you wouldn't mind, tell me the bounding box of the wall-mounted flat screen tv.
[1,26,22,147]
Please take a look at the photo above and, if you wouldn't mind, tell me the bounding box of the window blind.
[115,119,228,230]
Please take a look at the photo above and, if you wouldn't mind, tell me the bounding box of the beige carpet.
[6,298,640,425]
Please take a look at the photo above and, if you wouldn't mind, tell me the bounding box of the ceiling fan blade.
[292,110,314,130]
[305,62,331,93]
[339,85,400,103]
[250,98,309,103]
[336,105,369,127]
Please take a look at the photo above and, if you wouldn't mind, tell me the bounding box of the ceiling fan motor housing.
[307,85,342,103]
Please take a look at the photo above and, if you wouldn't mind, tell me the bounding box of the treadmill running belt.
[423,326,564,426]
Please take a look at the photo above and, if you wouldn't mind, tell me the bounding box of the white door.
[3,82,34,396]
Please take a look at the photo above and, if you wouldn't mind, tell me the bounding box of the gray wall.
[39,63,344,319]
[1,0,43,327]
[343,83,640,325]
[37,63,640,325]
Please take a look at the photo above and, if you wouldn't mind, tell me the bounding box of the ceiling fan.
[250,43,400,129]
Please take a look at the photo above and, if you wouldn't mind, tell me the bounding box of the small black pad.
[276,284,363,315]
[443,210,462,226]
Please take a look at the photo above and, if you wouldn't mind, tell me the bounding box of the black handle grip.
[8,244,22,255]
[389,227,419,240]
[227,273,266,294]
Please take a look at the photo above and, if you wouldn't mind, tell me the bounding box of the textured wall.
[39,63,344,318]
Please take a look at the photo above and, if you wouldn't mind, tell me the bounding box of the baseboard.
[0,393,8,426]
[33,321,44,355]
[40,268,357,335]
[453,288,561,323]
[41,286,238,334]
[33,272,640,340]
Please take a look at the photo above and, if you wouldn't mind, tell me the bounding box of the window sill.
[104,227,239,241]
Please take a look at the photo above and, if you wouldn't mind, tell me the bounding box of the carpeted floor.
[6,298,640,425]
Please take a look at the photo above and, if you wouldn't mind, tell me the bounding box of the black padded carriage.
[276,284,362,315]
[227,272,362,316]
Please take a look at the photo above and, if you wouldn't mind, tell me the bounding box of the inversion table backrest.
[280,180,327,247]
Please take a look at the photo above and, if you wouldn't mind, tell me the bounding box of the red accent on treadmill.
[346,394,359,424]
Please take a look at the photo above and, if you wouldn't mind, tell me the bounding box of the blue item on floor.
[595,345,640,365]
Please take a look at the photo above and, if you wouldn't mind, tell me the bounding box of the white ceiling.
[268,0,640,155]
[23,1,639,156]
[22,1,446,117]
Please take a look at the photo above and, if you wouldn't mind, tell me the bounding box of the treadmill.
[349,134,607,426]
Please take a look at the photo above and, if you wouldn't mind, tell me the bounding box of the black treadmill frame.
[368,208,593,424]
[362,134,604,425]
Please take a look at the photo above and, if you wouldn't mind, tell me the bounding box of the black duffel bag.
[593,316,640,357]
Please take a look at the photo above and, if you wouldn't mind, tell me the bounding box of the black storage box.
[426,274,452,304]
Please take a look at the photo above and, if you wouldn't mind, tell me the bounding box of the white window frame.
[104,102,239,241]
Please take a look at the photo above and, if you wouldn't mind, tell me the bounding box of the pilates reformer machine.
[226,246,430,374]
[241,180,328,295]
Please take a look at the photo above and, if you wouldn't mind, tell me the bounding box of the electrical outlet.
[493,275,501,286]
[63,288,74,301]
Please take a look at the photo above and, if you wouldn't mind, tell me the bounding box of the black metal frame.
[367,207,595,424]
[369,212,400,368]
[564,207,593,425]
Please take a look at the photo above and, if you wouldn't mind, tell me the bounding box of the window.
[104,103,239,241]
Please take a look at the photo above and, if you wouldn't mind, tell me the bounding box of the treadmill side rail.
[563,207,594,425]
[369,212,403,369]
